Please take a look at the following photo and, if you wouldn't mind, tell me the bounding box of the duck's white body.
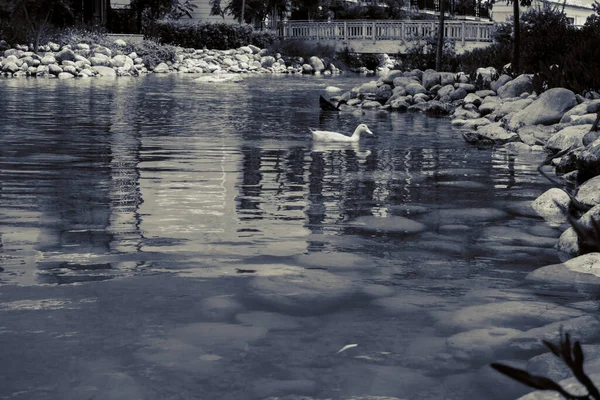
[310,124,373,143]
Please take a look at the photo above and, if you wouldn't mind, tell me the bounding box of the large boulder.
[531,188,570,225]
[357,80,378,94]
[92,66,117,77]
[475,122,519,144]
[308,56,325,73]
[560,99,600,123]
[577,139,600,180]
[546,124,593,151]
[506,88,577,131]
[575,174,600,207]
[475,66,499,89]
[422,70,441,89]
[392,76,418,88]
[497,74,534,99]
[382,69,404,85]
[405,82,427,96]
[491,74,512,92]
[375,84,393,103]
[55,48,76,63]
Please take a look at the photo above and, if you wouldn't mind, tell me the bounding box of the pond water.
[0,74,582,400]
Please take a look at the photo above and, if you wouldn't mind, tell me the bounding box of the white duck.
[309,124,373,143]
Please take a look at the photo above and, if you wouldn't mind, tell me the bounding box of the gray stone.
[375,84,392,103]
[405,82,427,96]
[491,74,512,92]
[464,93,482,107]
[357,80,378,94]
[560,99,600,123]
[449,87,468,100]
[382,69,404,85]
[545,124,592,151]
[531,188,570,225]
[498,74,534,99]
[475,66,499,88]
[507,88,577,130]
[436,301,585,331]
[247,270,359,315]
[308,56,325,73]
[447,327,522,362]
[507,315,600,356]
[577,139,600,180]
[475,122,519,144]
[576,175,600,207]
[526,254,600,286]
[528,344,600,382]
[1,61,19,73]
[421,70,441,89]
[113,39,127,47]
[392,76,418,88]
[55,48,76,63]
[92,66,117,77]
[48,64,63,75]
[440,72,456,86]
[436,84,455,98]
[57,71,74,79]
[153,62,170,73]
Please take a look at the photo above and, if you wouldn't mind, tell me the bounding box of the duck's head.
[357,124,374,135]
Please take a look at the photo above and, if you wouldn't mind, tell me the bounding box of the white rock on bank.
[531,188,571,225]
[506,88,577,131]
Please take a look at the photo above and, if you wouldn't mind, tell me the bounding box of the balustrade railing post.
[401,21,404,41]
[462,21,465,45]
[344,21,347,42]
[373,21,376,41]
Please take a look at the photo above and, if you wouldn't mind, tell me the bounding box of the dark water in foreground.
[0,74,578,400]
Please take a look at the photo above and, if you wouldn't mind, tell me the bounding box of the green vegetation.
[148,20,278,50]
[457,3,600,94]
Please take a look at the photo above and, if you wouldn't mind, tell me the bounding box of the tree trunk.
[435,0,445,71]
[240,0,245,23]
[512,0,520,75]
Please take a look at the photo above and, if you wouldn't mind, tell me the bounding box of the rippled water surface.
[0,74,576,400]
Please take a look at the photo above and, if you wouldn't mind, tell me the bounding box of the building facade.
[490,0,596,26]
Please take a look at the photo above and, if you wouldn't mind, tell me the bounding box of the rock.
[488,98,534,121]
[506,315,600,356]
[111,54,133,69]
[260,55,276,68]
[92,45,112,58]
[382,69,404,84]
[476,89,497,98]
[247,44,261,53]
[346,215,426,234]
[560,99,600,123]
[476,67,499,88]
[89,55,109,67]
[531,188,570,225]
[375,84,393,103]
[447,327,522,362]
[526,253,600,286]
[507,88,577,130]
[497,74,534,99]
[422,70,441,89]
[195,74,243,83]
[440,72,456,86]
[546,125,592,151]
[450,87,468,101]
[408,100,453,116]
[153,62,170,73]
[41,55,56,65]
[462,118,492,130]
[1,61,19,73]
[557,227,579,256]
[518,372,600,399]
[436,84,455,98]
[355,80,377,95]
[247,270,359,315]
[577,139,600,181]
[528,344,600,382]
[436,300,584,332]
[389,98,410,111]
[113,39,127,47]
[491,74,512,92]
[464,93,482,107]
[517,125,558,146]
[200,295,244,320]
[413,93,429,103]
[361,100,382,109]
[405,82,427,96]
[57,71,74,79]
[308,56,325,73]
[48,64,63,75]
[392,76,418,88]
[475,122,519,144]
[576,174,600,207]
[55,48,76,63]
[76,43,90,51]
[92,66,117,78]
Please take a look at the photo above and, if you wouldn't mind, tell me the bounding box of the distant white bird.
[309,124,373,143]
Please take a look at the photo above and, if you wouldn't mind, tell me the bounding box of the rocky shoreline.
[0,38,343,78]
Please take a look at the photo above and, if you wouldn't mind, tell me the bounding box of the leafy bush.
[400,36,458,72]
[457,42,511,76]
[148,20,278,50]
[334,48,385,71]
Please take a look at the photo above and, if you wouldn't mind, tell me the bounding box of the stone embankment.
[0,39,341,79]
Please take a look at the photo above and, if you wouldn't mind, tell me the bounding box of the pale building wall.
[189,0,238,23]
[490,0,595,26]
